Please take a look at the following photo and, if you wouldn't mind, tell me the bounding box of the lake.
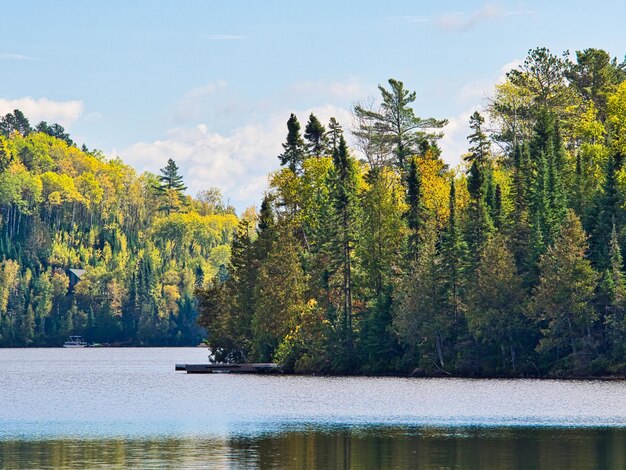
[1,347,625,469]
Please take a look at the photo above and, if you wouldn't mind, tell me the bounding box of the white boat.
[63,336,87,348]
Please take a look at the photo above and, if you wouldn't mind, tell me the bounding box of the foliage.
[0,117,235,346]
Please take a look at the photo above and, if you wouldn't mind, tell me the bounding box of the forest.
[198,47,626,377]
[0,112,237,346]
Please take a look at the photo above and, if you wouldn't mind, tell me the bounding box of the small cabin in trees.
[67,268,86,290]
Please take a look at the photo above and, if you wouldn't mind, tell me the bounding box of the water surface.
[1,348,625,468]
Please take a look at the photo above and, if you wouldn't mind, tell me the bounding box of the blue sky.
[1,0,624,210]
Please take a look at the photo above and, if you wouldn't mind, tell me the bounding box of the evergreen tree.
[252,225,306,361]
[590,153,623,269]
[404,157,424,262]
[35,121,74,146]
[326,117,343,152]
[465,111,491,166]
[278,113,305,173]
[154,158,187,215]
[531,210,599,374]
[0,110,32,137]
[511,143,532,273]
[597,223,626,361]
[437,179,468,368]
[327,136,359,371]
[393,225,442,370]
[353,78,447,170]
[466,235,527,372]
[304,113,327,157]
[466,161,493,259]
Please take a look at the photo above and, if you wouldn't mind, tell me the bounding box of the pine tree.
[465,111,491,166]
[326,117,343,153]
[154,158,187,215]
[353,78,447,170]
[278,113,305,173]
[304,113,327,157]
[0,109,32,137]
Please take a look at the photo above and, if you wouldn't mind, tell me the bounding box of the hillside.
[0,114,237,346]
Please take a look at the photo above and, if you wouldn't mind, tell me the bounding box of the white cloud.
[207,34,245,40]
[439,107,479,168]
[404,15,431,23]
[405,3,538,31]
[0,97,84,127]
[173,80,228,121]
[437,4,501,31]
[440,58,523,167]
[116,105,352,211]
[290,78,369,101]
[0,53,37,61]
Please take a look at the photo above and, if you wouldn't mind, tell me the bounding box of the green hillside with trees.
[0,111,237,346]
[198,47,626,377]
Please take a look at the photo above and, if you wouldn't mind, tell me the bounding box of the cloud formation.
[0,53,37,61]
[405,3,538,31]
[116,105,352,211]
[290,78,369,101]
[173,80,229,122]
[439,59,522,167]
[207,34,245,40]
[0,97,83,127]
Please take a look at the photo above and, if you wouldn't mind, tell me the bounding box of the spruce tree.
[466,234,526,372]
[590,153,623,269]
[599,223,626,360]
[437,178,468,367]
[404,157,424,262]
[278,113,305,173]
[304,113,327,157]
[466,161,493,260]
[327,135,359,371]
[532,210,599,373]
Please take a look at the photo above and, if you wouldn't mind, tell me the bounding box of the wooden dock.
[175,363,281,374]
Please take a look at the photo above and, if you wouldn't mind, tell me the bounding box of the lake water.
[1,347,625,469]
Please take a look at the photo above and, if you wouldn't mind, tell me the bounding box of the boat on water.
[63,336,87,348]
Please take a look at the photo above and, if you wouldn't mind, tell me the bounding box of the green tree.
[531,210,599,374]
[327,136,359,371]
[466,235,527,372]
[278,113,306,173]
[0,110,32,137]
[353,78,447,170]
[304,113,327,157]
[465,111,491,166]
[154,158,187,215]
[404,157,424,262]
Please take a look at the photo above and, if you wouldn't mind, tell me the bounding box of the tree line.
[198,47,626,377]
[0,111,237,346]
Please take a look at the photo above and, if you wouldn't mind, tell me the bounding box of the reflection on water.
[2,348,626,468]
[1,427,625,469]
